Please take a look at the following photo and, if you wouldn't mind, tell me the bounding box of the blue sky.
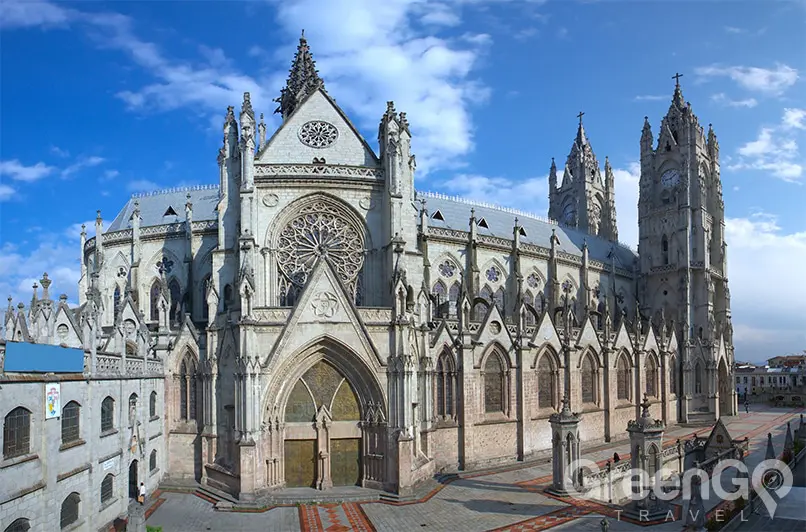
[0,0,804,363]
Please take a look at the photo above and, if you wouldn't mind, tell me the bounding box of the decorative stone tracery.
[298,120,339,148]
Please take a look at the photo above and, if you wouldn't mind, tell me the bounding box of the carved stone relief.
[311,291,339,319]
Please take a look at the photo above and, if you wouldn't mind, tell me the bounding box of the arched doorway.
[128,460,138,499]
[718,359,731,416]
[283,360,362,488]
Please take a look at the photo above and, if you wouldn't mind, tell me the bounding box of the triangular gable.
[54,303,82,348]
[429,319,455,350]
[257,88,380,168]
[641,326,659,355]
[575,314,602,354]
[704,418,734,458]
[611,320,633,356]
[529,309,562,358]
[475,304,514,363]
[267,257,382,368]
[11,313,33,343]
[666,327,679,354]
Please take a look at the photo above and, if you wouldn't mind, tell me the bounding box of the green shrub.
[146,527,163,532]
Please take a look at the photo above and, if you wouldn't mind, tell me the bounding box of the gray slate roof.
[105,185,636,270]
[106,185,220,232]
[419,192,637,269]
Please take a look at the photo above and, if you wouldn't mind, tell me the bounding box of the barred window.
[484,353,505,414]
[101,397,114,432]
[149,391,157,418]
[100,474,114,503]
[60,492,80,529]
[61,401,80,444]
[3,407,31,459]
[4,518,30,532]
[150,449,157,471]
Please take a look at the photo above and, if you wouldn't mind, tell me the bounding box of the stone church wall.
[472,421,519,467]
[429,426,460,471]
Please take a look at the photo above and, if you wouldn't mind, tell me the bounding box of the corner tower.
[548,113,618,241]
[637,75,734,421]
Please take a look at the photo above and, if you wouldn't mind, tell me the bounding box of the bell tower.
[637,74,734,421]
[548,113,618,241]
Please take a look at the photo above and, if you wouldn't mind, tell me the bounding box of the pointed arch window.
[150,449,158,471]
[475,286,493,321]
[537,353,556,409]
[432,280,447,319]
[669,355,678,395]
[168,278,182,324]
[448,282,460,318]
[647,445,659,478]
[617,355,631,401]
[581,354,596,404]
[4,518,30,532]
[223,284,233,310]
[149,280,161,321]
[524,291,535,325]
[493,286,505,314]
[149,391,157,418]
[662,236,669,265]
[3,407,31,459]
[484,352,506,414]
[436,351,456,419]
[695,361,703,394]
[113,285,121,315]
[178,355,198,421]
[646,355,658,397]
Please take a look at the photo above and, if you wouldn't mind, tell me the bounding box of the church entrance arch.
[268,339,387,491]
[717,359,731,416]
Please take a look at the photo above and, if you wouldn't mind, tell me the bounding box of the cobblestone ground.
[146,406,804,532]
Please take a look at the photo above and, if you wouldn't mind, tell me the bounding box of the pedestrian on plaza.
[744,401,749,414]
[138,482,146,505]
[613,452,620,464]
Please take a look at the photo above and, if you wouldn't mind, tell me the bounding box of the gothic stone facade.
[3,37,736,501]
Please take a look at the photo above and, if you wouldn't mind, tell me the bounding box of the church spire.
[575,111,588,146]
[274,30,325,120]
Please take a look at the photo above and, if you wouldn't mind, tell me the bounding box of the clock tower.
[637,76,735,423]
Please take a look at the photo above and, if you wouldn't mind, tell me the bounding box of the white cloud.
[723,26,745,34]
[695,63,799,96]
[127,179,160,192]
[782,108,806,130]
[633,95,666,102]
[0,0,72,29]
[439,173,549,213]
[725,211,806,362]
[61,156,105,177]
[612,162,640,249]
[728,109,804,183]
[0,184,15,202]
[710,92,758,108]
[49,146,70,157]
[9,0,495,176]
[103,169,120,179]
[0,159,56,182]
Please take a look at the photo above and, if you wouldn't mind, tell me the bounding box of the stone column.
[623,394,668,521]
[315,406,333,490]
[547,394,582,497]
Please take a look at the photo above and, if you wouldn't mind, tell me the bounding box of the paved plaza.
[146,406,804,532]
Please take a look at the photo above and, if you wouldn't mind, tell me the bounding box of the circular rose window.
[298,121,338,148]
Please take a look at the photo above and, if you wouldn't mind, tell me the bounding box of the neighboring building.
[767,354,806,369]
[2,35,736,501]
[0,339,165,531]
[735,355,806,397]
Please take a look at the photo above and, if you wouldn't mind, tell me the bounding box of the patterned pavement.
[145,406,804,532]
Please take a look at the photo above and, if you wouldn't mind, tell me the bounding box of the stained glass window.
[493,287,505,313]
[285,361,361,422]
[646,356,658,397]
[617,356,630,401]
[436,352,456,418]
[669,356,677,395]
[169,278,181,324]
[695,362,703,394]
[486,267,500,283]
[438,260,456,277]
[484,353,505,414]
[150,281,161,321]
[537,355,555,409]
[581,355,595,404]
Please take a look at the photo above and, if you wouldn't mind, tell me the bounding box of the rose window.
[526,273,540,288]
[486,267,500,283]
[277,201,364,297]
[298,121,339,148]
[562,279,574,294]
[438,260,456,277]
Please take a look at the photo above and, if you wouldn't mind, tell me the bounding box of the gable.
[266,257,382,369]
[257,89,379,168]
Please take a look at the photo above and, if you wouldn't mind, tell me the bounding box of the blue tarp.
[3,342,85,373]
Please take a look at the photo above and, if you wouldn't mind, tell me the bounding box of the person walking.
[744,401,749,414]
[138,482,146,505]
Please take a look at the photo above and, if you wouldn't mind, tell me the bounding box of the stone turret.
[274,30,325,121]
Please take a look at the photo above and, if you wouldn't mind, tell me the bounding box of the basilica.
[3,35,736,500]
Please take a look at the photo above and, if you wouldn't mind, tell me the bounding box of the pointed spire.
[274,30,325,120]
[258,113,267,150]
[549,157,557,189]
[671,72,686,109]
[575,111,588,145]
[241,92,254,121]
[604,156,614,188]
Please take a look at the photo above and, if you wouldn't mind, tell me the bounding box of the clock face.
[661,169,680,188]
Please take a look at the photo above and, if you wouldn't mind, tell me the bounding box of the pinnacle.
[274,31,326,120]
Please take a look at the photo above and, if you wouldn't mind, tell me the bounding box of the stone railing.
[93,352,163,377]
[357,308,393,324]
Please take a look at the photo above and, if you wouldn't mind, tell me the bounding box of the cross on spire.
[577,111,585,125]
[672,72,684,87]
